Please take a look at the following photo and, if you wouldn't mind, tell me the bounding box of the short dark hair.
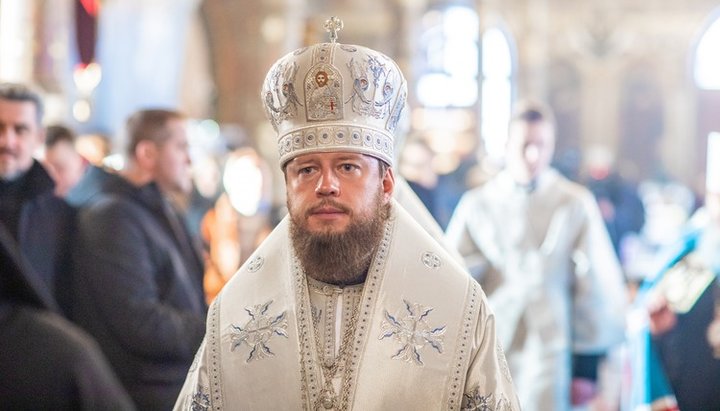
[510,100,555,127]
[0,83,44,125]
[125,109,185,157]
[45,124,77,149]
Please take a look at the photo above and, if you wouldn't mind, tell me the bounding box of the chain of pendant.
[312,294,360,410]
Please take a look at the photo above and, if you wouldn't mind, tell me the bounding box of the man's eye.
[341,164,357,172]
[299,167,314,174]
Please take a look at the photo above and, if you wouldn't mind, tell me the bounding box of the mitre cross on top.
[324,16,343,43]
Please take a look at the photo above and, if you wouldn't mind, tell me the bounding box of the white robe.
[393,178,465,265]
[174,201,519,410]
[445,169,627,411]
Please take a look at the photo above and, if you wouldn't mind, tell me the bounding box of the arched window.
[416,5,479,108]
[480,25,515,160]
[694,14,720,90]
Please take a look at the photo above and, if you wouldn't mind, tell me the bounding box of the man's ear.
[134,140,158,169]
[382,166,395,200]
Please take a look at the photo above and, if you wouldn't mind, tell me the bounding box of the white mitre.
[260,16,408,168]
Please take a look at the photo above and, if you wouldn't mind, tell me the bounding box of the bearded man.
[174,17,519,411]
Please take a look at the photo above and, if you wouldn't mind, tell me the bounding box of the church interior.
[2,0,720,408]
[6,0,713,269]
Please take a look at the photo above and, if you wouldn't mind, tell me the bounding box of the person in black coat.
[0,83,75,316]
[72,109,207,410]
[0,222,135,410]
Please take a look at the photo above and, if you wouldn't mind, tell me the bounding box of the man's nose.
[315,169,339,196]
[0,127,14,146]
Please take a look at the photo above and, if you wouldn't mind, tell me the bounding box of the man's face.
[285,152,393,235]
[153,118,193,195]
[505,120,555,184]
[0,99,42,180]
[285,152,395,284]
[44,140,87,197]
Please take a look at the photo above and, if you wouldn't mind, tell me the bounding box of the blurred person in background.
[629,132,720,411]
[201,147,273,302]
[0,83,74,316]
[446,100,627,411]
[583,144,645,263]
[72,109,207,410]
[43,124,89,198]
[76,132,112,167]
[399,138,439,217]
[0,223,135,410]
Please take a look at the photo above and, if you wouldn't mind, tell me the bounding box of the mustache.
[305,200,352,217]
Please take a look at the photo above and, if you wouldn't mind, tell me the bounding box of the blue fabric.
[629,328,676,409]
[627,232,698,410]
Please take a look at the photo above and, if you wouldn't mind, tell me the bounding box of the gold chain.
[312,295,359,410]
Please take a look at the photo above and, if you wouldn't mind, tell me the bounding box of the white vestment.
[175,201,519,410]
[445,169,627,411]
[393,178,465,265]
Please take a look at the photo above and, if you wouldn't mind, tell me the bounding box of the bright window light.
[417,5,480,108]
[481,79,512,159]
[481,26,514,159]
[417,73,478,108]
[444,40,478,77]
[417,74,452,107]
[482,28,512,78]
[695,18,720,90]
[443,6,479,41]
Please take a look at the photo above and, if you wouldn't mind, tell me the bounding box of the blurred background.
[2,0,719,281]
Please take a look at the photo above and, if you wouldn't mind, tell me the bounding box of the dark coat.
[0,160,75,315]
[0,223,135,410]
[72,172,206,411]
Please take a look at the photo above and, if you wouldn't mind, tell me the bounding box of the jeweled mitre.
[261,20,407,168]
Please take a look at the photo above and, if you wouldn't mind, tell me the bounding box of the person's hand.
[647,294,677,335]
[571,378,597,406]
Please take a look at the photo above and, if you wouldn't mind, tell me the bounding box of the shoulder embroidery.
[190,387,211,411]
[230,300,288,362]
[460,388,512,411]
[247,255,264,273]
[421,251,442,269]
[379,299,446,365]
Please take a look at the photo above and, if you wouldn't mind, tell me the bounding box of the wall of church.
[199,0,720,190]
[487,0,718,188]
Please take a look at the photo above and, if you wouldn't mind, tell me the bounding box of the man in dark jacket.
[72,109,207,410]
[0,83,74,315]
[0,223,136,410]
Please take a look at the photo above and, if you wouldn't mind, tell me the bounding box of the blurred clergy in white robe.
[446,100,627,411]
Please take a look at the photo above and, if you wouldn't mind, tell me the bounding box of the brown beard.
[289,192,390,285]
